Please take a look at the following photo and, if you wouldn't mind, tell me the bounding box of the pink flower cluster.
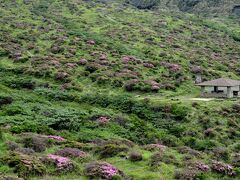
[143,144,167,151]
[87,40,95,45]
[78,59,88,65]
[211,161,236,176]
[195,162,210,172]
[85,161,121,179]
[121,56,137,64]
[47,135,65,141]
[47,154,73,171]
[97,116,111,125]
[160,62,181,72]
[143,63,154,68]
[101,163,119,178]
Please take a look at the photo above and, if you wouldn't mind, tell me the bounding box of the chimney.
[195,74,202,84]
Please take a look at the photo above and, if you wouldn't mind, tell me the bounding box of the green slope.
[0,0,240,179]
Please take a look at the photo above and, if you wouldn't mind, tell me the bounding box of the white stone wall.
[204,86,240,94]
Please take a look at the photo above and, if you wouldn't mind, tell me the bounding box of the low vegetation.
[0,0,239,179]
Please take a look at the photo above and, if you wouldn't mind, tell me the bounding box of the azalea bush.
[211,160,236,176]
[85,161,124,179]
[43,154,74,172]
[143,144,166,151]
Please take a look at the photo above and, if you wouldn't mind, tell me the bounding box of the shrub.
[85,63,100,73]
[160,154,180,166]
[15,148,35,155]
[0,96,13,107]
[0,129,3,141]
[102,139,135,148]
[176,146,202,157]
[212,147,230,161]
[10,123,54,134]
[113,115,128,128]
[4,152,46,178]
[55,148,87,158]
[204,128,216,137]
[128,151,143,162]
[6,141,19,151]
[47,135,65,141]
[231,153,240,167]
[95,144,128,158]
[211,160,236,176]
[171,103,190,121]
[3,78,36,90]
[174,168,198,180]
[42,154,74,172]
[149,152,163,169]
[22,136,50,152]
[143,144,166,152]
[85,161,125,179]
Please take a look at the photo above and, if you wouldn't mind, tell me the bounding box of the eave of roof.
[197,78,240,87]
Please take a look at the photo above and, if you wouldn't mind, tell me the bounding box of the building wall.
[204,86,240,94]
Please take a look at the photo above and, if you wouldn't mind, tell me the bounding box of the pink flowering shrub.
[195,162,210,172]
[99,54,107,60]
[160,62,181,72]
[143,63,154,68]
[55,148,87,158]
[47,135,65,141]
[121,56,137,64]
[143,144,167,152]
[44,154,74,172]
[190,65,202,74]
[174,168,198,180]
[168,64,181,72]
[87,40,95,45]
[85,161,124,179]
[211,160,236,176]
[97,116,111,125]
[78,59,88,65]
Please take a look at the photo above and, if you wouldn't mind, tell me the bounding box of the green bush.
[3,77,36,90]
[34,88,75,101]
[95,144,129,158]
[3,152,46,178]
[171,103,190,121]
[0,96,13,107]
[10,122,54,134]
[0,129,3,141]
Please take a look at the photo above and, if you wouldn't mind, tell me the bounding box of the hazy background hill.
[127,0,240,16]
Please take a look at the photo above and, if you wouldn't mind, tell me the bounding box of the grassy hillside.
[129,0,240,17]
[0,0,240,179]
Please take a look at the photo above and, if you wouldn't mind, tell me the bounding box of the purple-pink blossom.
[85,161,121,179]
[87,40,95,45]
[211,160,236,176]
[97,116,111,125]
[196,162,210,172]
[46,154,73,171]
[143,144,167,151]
[47,135,65,141]
[101,163,119,178]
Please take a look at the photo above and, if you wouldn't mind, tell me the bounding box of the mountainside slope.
[128,0,240,17]
[0,0,240,179]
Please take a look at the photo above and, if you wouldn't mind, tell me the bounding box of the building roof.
[197,78,240,87]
